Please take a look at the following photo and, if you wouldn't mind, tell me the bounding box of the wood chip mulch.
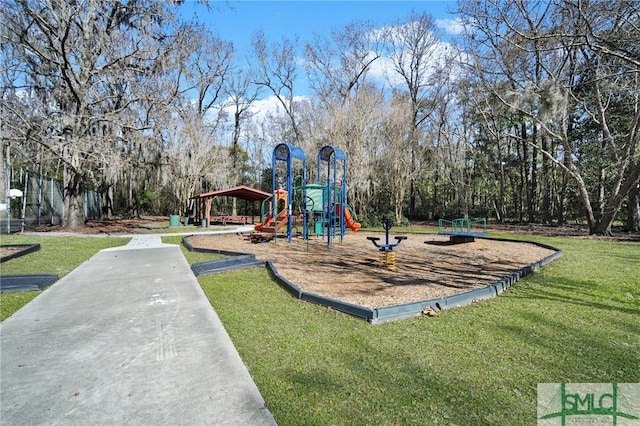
[186,232,557,309]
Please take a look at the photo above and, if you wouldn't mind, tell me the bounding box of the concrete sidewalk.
[0,235,276,425]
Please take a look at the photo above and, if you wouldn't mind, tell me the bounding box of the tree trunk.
[597,168,606,222]
[626,182,640,232]
[529,124,538,223]
[557,169,569,226]
[62,147,86,228]
[102,185,113,218]
[516,131,524,222]
[496,138,506,223]
[541,135,551,223]
[409,143,417,218]
[592,165,640,235]
[518,123,528,222]
[63,174,85,228]
[432,171,438,219]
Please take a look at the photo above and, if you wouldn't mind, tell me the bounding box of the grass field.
[2,231,638,424]
[194,234,640,425]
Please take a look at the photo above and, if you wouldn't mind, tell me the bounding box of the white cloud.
[234,95,310,123]
[366,40,458,91]
[362,20,461,91]
[367,55,404,88]
[209,94,311,145]
[436,18,465,35]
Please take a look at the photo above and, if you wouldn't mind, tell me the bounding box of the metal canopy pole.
[317,145,347,246]
[273,143,307,243]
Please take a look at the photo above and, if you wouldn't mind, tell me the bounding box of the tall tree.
[251,31,302,144]
[304,20,381,108]
[303,20,382,212]
[163,24,234,216]
[1,0,181,227]
[226,68,261,173]
[382,11,452,218]
[458,0,640,235]
[379,93,414,224]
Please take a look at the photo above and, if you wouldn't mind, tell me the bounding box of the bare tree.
[226,68,261,174]
[379,93,414,224]
[302,20,384,215]
[162,24,234,216]
[1,0,182,227]
[382,11,451,218]
[315,84,384,219]
[458,0,640,235]
[627,180,640,231]
[304,21,381,108]
[251,31,302,144]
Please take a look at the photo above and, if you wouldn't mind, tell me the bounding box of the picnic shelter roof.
[192,185,271,202]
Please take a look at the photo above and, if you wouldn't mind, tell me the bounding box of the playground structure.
[254,144,360,246]
[438,218,487,243]
[314,145,360,245]
[366,218,407,271]
[253,143,307,243]
[254,189,289,234]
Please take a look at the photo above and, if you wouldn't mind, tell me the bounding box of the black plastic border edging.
[369,238,563,324]
[182,235,563,325]
[0,243,41,263]
[1,244,57,293]
[182,237,265,276]
[0,274,58,293]
[265,261,375,319]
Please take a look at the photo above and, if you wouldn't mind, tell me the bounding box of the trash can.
[169,214,180,227]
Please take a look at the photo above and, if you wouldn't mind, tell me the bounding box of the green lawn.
[2,232,638,424]
[196,235,640,425]
[0,234,129,321]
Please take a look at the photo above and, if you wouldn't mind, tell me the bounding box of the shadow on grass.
[281,331,532,424]
[508,276,639,316]
[498,309,639,382]
[199,253,639,425]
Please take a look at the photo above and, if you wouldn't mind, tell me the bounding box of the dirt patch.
[28,217,639,241]
[30,216,172,234]
[0,244,41,263]
[0,246,24,258]
[185,232,558,309]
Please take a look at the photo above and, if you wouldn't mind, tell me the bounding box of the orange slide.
[336,205,361,232]
[254,209,288,232]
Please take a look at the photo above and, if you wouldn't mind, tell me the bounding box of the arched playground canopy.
[271,142,307,242]
[191,185,271,226]
[317,145,348,245]
[273,142,306,164]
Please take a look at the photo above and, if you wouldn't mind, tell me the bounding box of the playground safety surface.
[185,232,557,310]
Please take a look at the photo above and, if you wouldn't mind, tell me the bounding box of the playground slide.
[254,209,288,232]
[336,205,361,232]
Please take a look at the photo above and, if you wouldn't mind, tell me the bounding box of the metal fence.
[2,170,101,232]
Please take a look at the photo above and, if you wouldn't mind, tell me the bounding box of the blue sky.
[180,1,460,59]
[179,1,461,103]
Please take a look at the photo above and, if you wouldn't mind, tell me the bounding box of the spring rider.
[366,218,407,271]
